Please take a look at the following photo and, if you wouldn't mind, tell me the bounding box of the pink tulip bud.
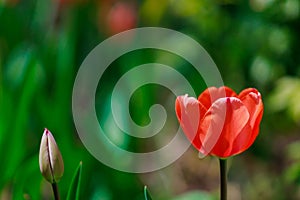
[39,128,64,183]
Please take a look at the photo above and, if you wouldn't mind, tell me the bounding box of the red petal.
[198,86,237,110]
[175,95,207,150]
[199,97,250,157]
[230,123,252,156]
[239,88,263,149]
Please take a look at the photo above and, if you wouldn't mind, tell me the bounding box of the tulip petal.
[200,97,250,157]
[198,86,237,110]
[230,123,252,156]
[39,129,64,183]
[239,88,263,149]
[47,130,64,182]
[175,95,207,150]
[39,132,54,183]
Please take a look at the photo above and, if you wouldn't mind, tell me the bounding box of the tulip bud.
[39,128,64,183]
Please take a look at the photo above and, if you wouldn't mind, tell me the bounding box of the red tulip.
[106,2,137,35]
[175,86,263,158]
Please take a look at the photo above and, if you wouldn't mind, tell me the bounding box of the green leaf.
[12,155,41,200]
[0,46,42,188]
[144,186,153,200]
[66,161,83,200]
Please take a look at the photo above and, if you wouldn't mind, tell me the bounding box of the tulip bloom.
[39,128,64,183]
[175,86,263,158]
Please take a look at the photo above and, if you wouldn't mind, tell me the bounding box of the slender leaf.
[0,47,41,187]
[66,161,83,200]
[12,155,41,200]
[144,186,153,200]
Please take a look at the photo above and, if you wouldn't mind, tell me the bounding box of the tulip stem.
[219,159,227,200]
[52,182,60,200]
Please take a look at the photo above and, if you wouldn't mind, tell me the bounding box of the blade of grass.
[66,161,83,200]
[0,49,40,187]
[12,155,41,200]
[144,186,153,200]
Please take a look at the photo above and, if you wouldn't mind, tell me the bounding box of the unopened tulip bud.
[39,128,64,183]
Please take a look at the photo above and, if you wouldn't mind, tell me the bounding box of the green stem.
[52,182,60,200]
[219,159,227,200]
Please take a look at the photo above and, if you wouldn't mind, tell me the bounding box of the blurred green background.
[1,0,300,199]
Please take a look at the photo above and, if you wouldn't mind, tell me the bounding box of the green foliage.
[1,0,300,199]
[144,186,153,200]
[67,161,83,200]
[268,77,300,123]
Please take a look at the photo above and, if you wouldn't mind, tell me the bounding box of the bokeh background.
[1,0,300,199]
